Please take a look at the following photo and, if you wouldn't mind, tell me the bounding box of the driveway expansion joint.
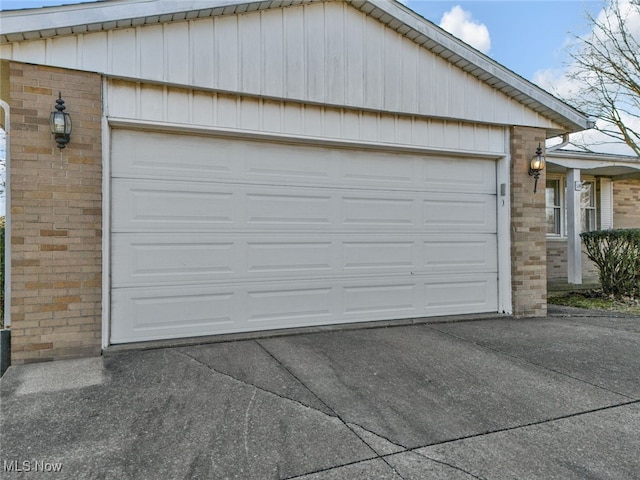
[425,324,638,400]
[409,451,484,480]
[404,399,640,451]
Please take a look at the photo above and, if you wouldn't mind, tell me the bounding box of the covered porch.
[546,150,640,285]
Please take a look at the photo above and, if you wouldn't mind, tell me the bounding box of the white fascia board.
[0,0,309,36]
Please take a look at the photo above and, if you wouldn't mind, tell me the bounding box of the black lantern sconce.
[528,142,545,193]
[50,92,72,149]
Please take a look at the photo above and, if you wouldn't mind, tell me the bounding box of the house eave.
[547,150,640,179]
[0,0,590,134]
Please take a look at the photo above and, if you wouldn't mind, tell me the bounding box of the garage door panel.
[246,287,335,324]
[423,157,495,194]
[426,280,495,308]
[113,178,495,233]
[112,233,497,287]
[424,236,498,273]
[111,130,240,179]
[110,131,501,343]
[111,130,496,195]
[423,197,496,232]
[110,274,497,343]
[111,179,235,230]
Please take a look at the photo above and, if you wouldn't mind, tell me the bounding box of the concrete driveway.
[1,310,639,479]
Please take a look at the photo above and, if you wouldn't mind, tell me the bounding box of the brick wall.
[614,179,640,229]
[546,239,598,283]
[510,126,547,317]
[7,61,102,363]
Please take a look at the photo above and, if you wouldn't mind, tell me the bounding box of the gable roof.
[0,0,590,134]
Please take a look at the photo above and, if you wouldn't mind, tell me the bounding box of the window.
[545,176,597,237]
[581,181,596,232]
[546,179,561,235]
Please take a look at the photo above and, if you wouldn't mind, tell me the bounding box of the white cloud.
[439,6,491,54]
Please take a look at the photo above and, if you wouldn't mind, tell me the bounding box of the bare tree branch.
[565,0,640,156]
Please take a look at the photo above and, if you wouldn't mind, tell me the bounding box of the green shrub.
[581,229,640,297]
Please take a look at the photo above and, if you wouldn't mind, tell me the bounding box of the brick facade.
[546,240,598,283]
[613,179,640,229]
[510,126,547,317]
[6,61,102,363]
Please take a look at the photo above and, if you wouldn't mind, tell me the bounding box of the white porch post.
[566,168,582,284]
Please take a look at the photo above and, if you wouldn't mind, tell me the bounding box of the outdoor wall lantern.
[50,92,72,149]
[528,142,545,193]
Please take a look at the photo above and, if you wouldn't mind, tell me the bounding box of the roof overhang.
[0,0,590,135]
[547,150,640,180]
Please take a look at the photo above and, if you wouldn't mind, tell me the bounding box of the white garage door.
[110,129,498,343]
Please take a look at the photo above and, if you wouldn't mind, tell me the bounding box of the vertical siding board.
[382,25,401,111]
[167,88,191,124]
[139,83,164,121]
[344,6,365,108]
[110,28,137,77]
[215,15,239,92]
[400,41,418,113]
[449,65,465,118]
[416,45,432,115]
[239,96,260,131]
[283,5,305,100]
[108,80,137,118]
[341,109,360,141]
[396,115,413,145]
[303,104,322,137]
[324,2,345,105]
[13,40,46,65]
[282,102,303,135]
[323,107,342,139]
[165,22,190,85]
[239,12,262,94]
[191,18,215,87]
[216,93,239,128]
[0,44,12,60]
[80,32,108,73]
[304,3,325,102]
[262,8,285,98]
[261,99,283,133]
[138,24,164,81]
[50,35,78,69]
[192,90,214,125]
[364,17,383,110]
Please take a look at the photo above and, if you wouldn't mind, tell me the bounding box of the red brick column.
[8,61,102,363]
[510,126,547,317]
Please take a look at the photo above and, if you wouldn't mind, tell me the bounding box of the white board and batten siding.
[110,129,501,343]
[2,1,566,132]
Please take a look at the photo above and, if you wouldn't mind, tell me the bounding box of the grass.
[549,289,640,315]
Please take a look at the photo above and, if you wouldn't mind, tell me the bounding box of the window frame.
[545,174,597,238]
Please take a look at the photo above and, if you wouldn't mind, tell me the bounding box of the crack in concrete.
[254,340,410,480]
